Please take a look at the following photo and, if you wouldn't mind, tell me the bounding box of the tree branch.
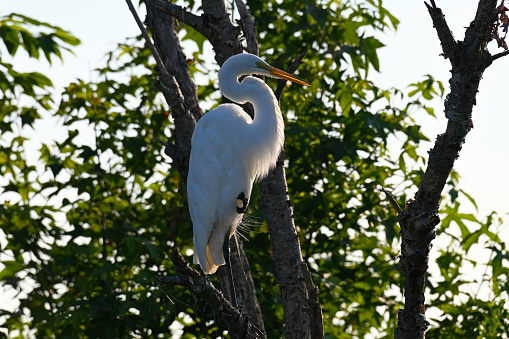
[126,0,198,178]
[142,0,200,180]
[261,48,324,338]
[125,0,168,77]
[275,49,308,101]
[154,0,243,65]
[234,0,259,55]
[157,249,264,338]
[467,0,499,54]
[395,1,501,338]
[217,237,266,335]
[152,0,204,32]
[300,262,324,338]
[491,49,509,61]
[381,187,403,214]
[424,0,458,60]
[260,154,315,338]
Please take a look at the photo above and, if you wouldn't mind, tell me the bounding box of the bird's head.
[224,53,310,86]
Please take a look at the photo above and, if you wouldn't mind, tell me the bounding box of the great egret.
[187,53,309,307]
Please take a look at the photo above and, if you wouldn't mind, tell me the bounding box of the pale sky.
[375,1,509,225]
[0,0,508,330]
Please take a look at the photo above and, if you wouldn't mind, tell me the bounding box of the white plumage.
[187,53,309,274]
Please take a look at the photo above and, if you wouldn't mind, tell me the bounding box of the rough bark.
[394,1,505,337]
[153,0,243,64]
[144,0,199,180]
[267,50,324,339]
[157,249,264,339]
[217,237,266,336]
[258,152,314,339]
[234,0,259,55]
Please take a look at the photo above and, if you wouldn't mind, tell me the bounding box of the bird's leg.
[236,192,248,214]
[223,232,238,308]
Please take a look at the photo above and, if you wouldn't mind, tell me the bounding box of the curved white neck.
[218,64,285,179]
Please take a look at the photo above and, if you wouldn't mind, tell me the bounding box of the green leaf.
[423,106,436,117]
[0,260,24,280]
[362,36,384,72]
[491,251,502,278]
[137,237,159,261]
[460,189,478,211]
[462,230,481,252]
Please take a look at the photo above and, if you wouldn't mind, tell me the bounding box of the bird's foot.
[236,192,248,214]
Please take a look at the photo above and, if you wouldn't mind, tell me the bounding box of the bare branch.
[381,187,403,214]
[396,1,501,338]
[425,1,458,60]
[235,0,259,55]
[492,49,509,61]
[157,249,264,338]
[152,0,242,66]
[125,0,168,77]
[217,237,267,336]
[201,0,243,65]
[464,0,499,55]
[300,262,324,338]
[154,136,176,159]
[142,0,200,180]
[275,49,309,101]
[152,0,204,32]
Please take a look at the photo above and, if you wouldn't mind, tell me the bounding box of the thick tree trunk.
[259,53,324,339]
[259,156,312,339]
[394,1,505,337]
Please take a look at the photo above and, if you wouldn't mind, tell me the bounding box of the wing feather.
[187,104,254,274]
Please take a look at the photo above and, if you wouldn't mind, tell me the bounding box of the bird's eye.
[256,61,263,67]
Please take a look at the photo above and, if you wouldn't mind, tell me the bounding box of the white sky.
[374,1,509,223]
[0,0,508,333]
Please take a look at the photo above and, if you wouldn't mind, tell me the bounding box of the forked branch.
[424,0,458,60]
[395,1,505,338]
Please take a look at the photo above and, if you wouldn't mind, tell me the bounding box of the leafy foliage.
[0,1,507,338]
[246,0,431,336]
[426,190,509,337]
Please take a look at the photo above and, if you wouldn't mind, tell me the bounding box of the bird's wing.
[187,104,253,274]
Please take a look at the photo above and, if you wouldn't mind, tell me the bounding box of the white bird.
[187,53,309,305]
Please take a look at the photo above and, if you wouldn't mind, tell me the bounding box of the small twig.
[153,136,169,147]
[125,0,169,77]
[275,49,309,102]
[154,136,176,160]
[492,49,509,61]
[381,187,403,214]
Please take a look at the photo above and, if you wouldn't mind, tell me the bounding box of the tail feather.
[194,243,220,274]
